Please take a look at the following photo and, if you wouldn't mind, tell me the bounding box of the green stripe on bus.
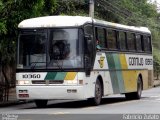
[113,54,121,69]
[113,54,125,93]
[106,53,120,94]
[45,72,57,80]
[45,72,67,80]
[54,72,67,80]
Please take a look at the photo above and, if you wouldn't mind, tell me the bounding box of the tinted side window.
[107,29,117,50]
[127,33,136,51]
[148,36,152,52]
[97,27,106,48]
[119,31,126,50]
[136,34,142,51]
[143,35,152,52]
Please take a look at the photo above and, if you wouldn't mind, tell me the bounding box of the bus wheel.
[125,77,142,100]
[35,100,48,108]
[88,79,102,106]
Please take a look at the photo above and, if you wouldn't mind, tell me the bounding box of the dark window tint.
[136,34,142,51]
[107,29,117,49]
[119,31,126,50]
[143,35,152,52]
[127,33,136,51]
[97,28,106,48]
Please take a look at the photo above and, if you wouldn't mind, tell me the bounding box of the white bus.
[16,16,153,107]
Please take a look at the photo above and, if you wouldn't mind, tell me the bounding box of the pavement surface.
[0,88,20,107]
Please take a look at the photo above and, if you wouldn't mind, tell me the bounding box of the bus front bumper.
[16,85,86,100]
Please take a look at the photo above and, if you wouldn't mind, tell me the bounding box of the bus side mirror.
[85,35,92,42]
[85,35,93,53]
[84,35,93,76]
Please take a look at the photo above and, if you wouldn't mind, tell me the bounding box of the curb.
[0,100,33,107]
[0,101,20,107]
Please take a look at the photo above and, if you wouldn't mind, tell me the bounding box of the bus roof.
[18,16,151,34]
[18,16,92,28]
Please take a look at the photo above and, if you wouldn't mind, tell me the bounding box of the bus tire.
[125,76,142,100]
[35,100,48,108]
[88,79,102,106]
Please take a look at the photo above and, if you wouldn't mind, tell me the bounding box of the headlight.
[16,80,30,85]
[65,80,78,85]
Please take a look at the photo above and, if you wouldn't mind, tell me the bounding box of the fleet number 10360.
[22,74,41,79]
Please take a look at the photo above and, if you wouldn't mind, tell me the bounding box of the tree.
[153,48,160,79]
[0,0,160,101]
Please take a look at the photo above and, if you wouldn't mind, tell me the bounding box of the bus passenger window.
[96,28,106,48]
[147,36,152,52]
[119,31,127,51]
[107,29,117,50]
[143,35,152,52]
[136,34,142,52]
[127,33,136,51]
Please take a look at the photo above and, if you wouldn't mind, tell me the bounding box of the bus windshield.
[17,28,84,69]
[18,30,47,69]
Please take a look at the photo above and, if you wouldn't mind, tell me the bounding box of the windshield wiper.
[54,59,63,70]
[48,58,64,71]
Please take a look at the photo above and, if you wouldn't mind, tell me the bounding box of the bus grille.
[32,80,64,84]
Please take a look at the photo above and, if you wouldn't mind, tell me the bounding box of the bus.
[16,16,153,108]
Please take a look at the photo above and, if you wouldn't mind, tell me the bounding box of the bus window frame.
[95,26,107,50]
[142,34,152,53]
[135,33,143,52]
[118,30,127,52]
[83,23,152,54]
[148,35,152,53]
[106,28,118,51]
[126,32,136,52]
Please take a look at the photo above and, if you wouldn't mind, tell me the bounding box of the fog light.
[67,89,72,93]
[72,89,77,93]
[17,80,30,85]
[19,90,28,93]
[67,89,77,93]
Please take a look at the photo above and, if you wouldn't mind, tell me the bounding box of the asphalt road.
[1,86,160,120]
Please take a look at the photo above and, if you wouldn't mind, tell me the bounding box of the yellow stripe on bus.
[119,54,137,92]
[119,54,128,69]
[65,72,77,80]
[123,71,137,92]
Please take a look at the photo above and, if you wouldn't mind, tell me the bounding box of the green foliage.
[0,0,160,82]
[153,48,160,79]
[0,0,88,69]
[0,21,7,34]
